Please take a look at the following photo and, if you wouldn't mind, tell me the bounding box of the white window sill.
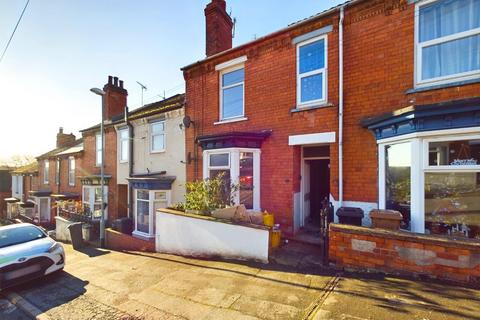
[292,102,334,113]
[132,230,155,239]
[150,149,166,154]
[214,117,248,125]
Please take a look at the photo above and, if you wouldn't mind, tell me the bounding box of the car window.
[0,226,47,248]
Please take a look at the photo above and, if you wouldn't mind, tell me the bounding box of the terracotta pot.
[369,209,403,230]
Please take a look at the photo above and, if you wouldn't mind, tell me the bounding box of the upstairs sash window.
[417,0,480,84]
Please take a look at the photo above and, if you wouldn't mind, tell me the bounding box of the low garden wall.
[105,228,155,252]
[329,223,480,285]
[156,209,270,263]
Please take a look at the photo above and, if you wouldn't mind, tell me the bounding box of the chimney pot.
[114,77,119,87]
[108,75,113,85]
[119,80,124,88]
[59,127,63,134]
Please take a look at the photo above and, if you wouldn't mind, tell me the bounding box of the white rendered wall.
[156,210,269,263]
[117,108,186,204]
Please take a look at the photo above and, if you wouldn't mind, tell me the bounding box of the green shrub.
[184,173,238,215]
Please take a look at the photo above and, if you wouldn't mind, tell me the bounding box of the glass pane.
[429,139,480,166]
[137,190,149,200]
[94,188,103,202]
[239,152,254,209]
[209,169,232,205]
[422,34,480,80]
[299,39,325,74]
[222,68,244,87]
[137,200,150,233]
[301,73,323,103]
[209,153,229,167]
[425,172,480,239]
[154,192,167,201]
[151,122,164,133]
[152,134,165,151]
[120,129,129,139]
[385,143,411,228]
[70,158,75,170]
[419,0,480,42]
[96,135,102,149]
[222,85,243,119]
[97,150,102,164]
[121,140,129,161]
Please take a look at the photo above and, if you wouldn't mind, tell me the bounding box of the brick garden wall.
[105,228,155,253]
[329,223,480,285]
[183,0,480,235]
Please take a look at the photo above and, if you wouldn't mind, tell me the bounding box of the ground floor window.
[133,189,170,238]
[82,186,108,219]
[203,148,261,210]
[379,132,480,239]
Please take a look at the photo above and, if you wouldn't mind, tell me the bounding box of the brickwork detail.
[329,224,480,284]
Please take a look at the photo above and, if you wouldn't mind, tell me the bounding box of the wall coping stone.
[330,223,480,251]
[157,208,270,231]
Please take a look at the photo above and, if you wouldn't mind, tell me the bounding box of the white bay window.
[203,148,260,210]
[379,131,480,239]
[133,189,170,238]
[82,185,108,219]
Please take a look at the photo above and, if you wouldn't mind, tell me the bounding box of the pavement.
[1,242,479,320]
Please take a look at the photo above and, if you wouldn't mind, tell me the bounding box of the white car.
[0,223,65,290]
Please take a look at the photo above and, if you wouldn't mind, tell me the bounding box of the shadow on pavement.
[7,271,89,316]
[75,246,111,258]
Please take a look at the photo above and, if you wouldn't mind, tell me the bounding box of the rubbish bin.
[68,222,84,250]
[111,217,133,234]
[82,223,92,242]
[336,207,364,226]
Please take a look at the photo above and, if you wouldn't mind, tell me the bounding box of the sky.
[0,0,345,163]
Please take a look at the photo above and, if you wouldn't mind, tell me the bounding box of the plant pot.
[369,209,403,230]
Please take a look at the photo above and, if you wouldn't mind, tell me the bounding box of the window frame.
[119,128,129,163]
[43,160,49,185]
[68,156,75,187]
[219,64,245,121]
[296,34,328,108]
[95,134,103,166]
[133,189,171,238]
[82,185,108,219]
[55,159,60,185]
[150,120,166,153]
[414,0,480,87]
[378,128,480,234]
[203,148,261,211]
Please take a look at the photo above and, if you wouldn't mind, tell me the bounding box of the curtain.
[419,0,480,80]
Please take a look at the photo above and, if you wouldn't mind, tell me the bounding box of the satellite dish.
[183,116,194,128]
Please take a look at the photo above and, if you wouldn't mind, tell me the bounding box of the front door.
[39,197,50,222]
[307,159,330,226]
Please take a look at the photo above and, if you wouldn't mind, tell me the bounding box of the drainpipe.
[126,106,134,219]
[338,6,345,209]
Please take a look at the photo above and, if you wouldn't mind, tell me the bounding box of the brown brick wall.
[183,0,480,234]
[329,224,480,285]
[82,128,127,222]
[105,228,155,252]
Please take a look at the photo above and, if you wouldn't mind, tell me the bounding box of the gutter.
[126,106,134,219]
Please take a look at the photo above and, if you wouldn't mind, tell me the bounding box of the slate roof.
[36,139,83,160]
[12,162,38,175]
[80,93,185,133]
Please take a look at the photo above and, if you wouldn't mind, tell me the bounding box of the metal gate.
[319,201,334,264]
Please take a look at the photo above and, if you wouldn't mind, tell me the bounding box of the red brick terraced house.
[79,76,129,223]
[34,128,84,226]
[182,0,480,241]
[8,162,39,218]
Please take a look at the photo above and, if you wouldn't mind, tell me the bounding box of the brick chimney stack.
[205,0,233,57]
[56,127,76,148]
[103,75,128,120]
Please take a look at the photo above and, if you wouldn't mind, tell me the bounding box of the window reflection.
[385,143,411,228]
[425,172,480,239]
[239,152,254,209]
[429,139,480,166]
